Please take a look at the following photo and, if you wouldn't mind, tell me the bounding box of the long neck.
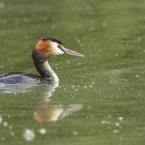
[32,50,59,82]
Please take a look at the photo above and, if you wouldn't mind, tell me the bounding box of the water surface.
[0,0,145,144]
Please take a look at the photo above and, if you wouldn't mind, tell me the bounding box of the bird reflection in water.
[0,82,83,122]
[34,82,83,122]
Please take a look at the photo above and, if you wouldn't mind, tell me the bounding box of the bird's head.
[35,37,84,59]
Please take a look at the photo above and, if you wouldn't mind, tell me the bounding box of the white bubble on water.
[72,85,75,88]
[115,122,120,127]
[108,115,111,118]
[73,131,78,135]
[23,129,35,141]
[39,128,46,135]
[77,39,80,43]
[10,132,15,136]
[118,117,123,121]
[113,129,119,133]
[3,122,8,127]
[8,115,11,118]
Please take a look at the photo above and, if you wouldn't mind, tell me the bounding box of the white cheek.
[51,42,64,55]
[53,48,64,55]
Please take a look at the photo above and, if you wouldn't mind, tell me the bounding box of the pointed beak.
[61,46,84,57]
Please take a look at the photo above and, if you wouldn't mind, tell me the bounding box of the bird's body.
[0,73,45,84]
[0,37,84,84]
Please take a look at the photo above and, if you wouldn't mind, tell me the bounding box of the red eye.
[57,45,61,48]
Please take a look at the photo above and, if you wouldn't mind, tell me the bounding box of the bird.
[0,37,84,84]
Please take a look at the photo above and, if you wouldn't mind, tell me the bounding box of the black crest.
[40,37,63,45]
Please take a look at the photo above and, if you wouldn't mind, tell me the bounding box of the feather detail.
[35,40,52,58]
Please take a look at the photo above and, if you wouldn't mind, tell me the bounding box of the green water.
[0,0,145,144]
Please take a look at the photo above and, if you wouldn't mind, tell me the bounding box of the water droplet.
[10,132,15,136]
[77,39,80,43]
[39,128,46,134]
[115,122,120,126]
[23,129,35,141]
[3,122,8,127]
[113,129,119,133]
[118,117,123,121]
[73,131,78,135]
[108,115,111,118]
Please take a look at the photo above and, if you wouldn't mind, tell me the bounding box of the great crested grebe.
[0,37,84,84]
